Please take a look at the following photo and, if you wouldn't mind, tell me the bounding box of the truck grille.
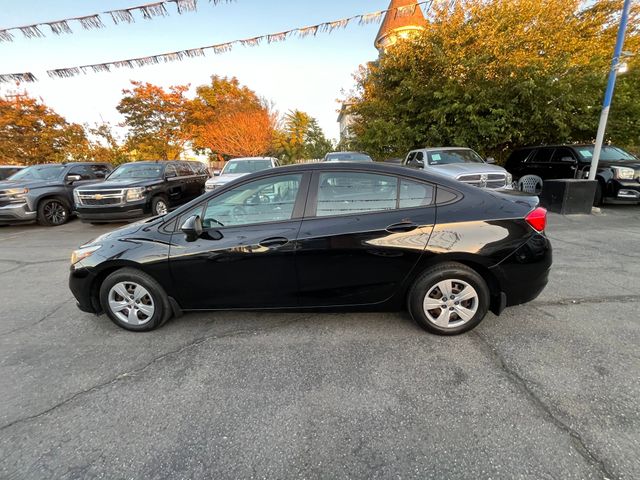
[457,173,507,189]
[76,189,125,206]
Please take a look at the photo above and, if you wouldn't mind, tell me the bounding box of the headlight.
[611,166,635,180]
[73,189,81,204]
[125,187,146,201]
[70,245,101,265]
[5,188,28,203]
[506,173,513,185]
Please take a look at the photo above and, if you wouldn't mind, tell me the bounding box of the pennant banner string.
[1,1,433,83]
[0,0,234,42]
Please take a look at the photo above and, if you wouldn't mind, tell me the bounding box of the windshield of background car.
[222,160,272,175]
[107,164,164,180]
[8,165,65,181]
[428,150,484,165]
[576,146,637,162]
[325,153,373,162]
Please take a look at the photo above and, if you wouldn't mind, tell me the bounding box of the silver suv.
[205,157,279,191]
[403,147,513,189]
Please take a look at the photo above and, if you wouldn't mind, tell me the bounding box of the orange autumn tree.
[117,81,192,161]
[189,76,276,159]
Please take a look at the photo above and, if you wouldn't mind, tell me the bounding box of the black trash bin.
[539,179,597,215]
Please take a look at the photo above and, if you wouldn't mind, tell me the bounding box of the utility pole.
[588,0,632,180]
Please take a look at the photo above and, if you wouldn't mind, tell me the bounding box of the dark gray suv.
[0,162,112,226]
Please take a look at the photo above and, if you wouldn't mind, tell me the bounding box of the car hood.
[596,159,640,172]
[427,163,508,178]
[83,216,162,247]
[77,178,162,190]
[0,179,57,190]
[207,173,249,185]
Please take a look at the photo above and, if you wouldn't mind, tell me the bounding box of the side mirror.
[486,157,496,164]
[560,156,576,163]
[66,174,82,184]
[213,170,221,177]
[181,215,203,242]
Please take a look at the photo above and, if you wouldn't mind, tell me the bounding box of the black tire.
[37,198,70,226]
[151,195,169,216]
[99,267,172,332]
[407,262,490,335]
[593,182,603,207]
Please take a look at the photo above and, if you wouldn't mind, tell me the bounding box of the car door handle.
[259,237,289,248]
[386,222,419,233]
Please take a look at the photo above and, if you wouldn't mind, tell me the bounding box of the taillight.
[525,207,547,232]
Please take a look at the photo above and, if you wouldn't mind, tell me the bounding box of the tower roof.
[375,0,427,50]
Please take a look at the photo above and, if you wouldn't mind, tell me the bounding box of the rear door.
[527,148,555,179]
[295,170,436,307]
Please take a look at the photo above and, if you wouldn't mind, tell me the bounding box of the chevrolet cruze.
[69,162,551,335]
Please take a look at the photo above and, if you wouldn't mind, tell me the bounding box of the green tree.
[117,81,192,160]
[347,0,640,160]
[274,110,333,163]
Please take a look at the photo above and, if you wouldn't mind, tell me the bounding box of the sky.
[0,0,393,141]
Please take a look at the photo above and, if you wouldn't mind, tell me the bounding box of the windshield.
[576,146,637,162]
[108,163,164,180]
[222,159,272,175]
[9,165,65,181]
[324,153,373,162]
[428,149,485,165]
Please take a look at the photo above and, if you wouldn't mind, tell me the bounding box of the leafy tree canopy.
[347,0,640,160]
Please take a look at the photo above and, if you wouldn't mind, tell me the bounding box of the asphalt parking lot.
[1,207,639,480]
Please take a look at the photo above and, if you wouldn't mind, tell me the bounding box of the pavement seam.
[0,316,304,432]
[531,294,640,307]
[472,331,616,480]
[0,298,72,336]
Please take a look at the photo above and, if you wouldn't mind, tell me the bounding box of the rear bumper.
[76,202,147,222]
[490,234,552,307]
[0,203,37,223]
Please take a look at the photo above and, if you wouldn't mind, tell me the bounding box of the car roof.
[412,147,475,152]
[228,157,276,161]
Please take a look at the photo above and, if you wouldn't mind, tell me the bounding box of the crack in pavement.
[0,298,72,336]
[531,294,640,307]
[547,235,640,260]
[0,316,306,432]
[472,331,616,480]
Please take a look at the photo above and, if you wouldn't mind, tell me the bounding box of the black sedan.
[69,162,551,335]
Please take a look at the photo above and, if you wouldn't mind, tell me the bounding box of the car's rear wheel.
[408,263,490,335]
[37,198,70,226]
[99,268,172,332]
[151,196,169,216]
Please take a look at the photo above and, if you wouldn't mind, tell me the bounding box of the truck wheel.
[151,196,169,216]
[37,198,70,226]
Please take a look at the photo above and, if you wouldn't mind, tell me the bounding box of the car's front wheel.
[37,198,70,226]
[99,268,172,332]
[408,263,490,335]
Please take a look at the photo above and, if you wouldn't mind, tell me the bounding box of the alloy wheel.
[44,201,67,225]
[422,279,479,329]
[155,200,168,215]
[108,282,155,326]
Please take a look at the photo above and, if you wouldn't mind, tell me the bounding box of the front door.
[295,170,436,307]
[169,172,309,309]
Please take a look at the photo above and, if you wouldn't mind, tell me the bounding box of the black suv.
[506,144,640,205]
[0,162,112,226]
[74,161,209,223]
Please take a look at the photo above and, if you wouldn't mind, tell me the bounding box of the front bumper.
[0,202,37,223]
[69,262,100,314]
[605,180,640,204]
[76,201,148,223]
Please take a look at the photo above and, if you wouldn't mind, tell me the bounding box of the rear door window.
[316,172,398,217]
[532,148,555,163]
[176,162,193,177]
[399,179,434,208]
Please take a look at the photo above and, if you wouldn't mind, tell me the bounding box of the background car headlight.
[5,188,28,203]
[125,187,146,201]
[506,172,513,185]
[70,245,102,265]
[611,166,635,180]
